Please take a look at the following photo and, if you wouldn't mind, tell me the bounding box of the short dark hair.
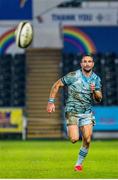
[82,53,94,59]
[81,54,94,62]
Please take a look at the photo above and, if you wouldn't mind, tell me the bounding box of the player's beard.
[83,67,92,73]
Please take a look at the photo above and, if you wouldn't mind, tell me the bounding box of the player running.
[47,55,102,172]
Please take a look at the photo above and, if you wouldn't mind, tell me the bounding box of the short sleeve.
[95,76,102,91]
[61,72,77,86]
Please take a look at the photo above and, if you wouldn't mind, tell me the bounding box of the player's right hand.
[47,102,55,113]
[90,83,95,93]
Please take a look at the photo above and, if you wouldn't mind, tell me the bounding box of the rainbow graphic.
[0,28,16,54]
[63,26,96,54]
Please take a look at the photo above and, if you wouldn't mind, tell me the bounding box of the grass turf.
[0,140,118,178]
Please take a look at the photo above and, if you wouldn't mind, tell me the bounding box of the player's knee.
[70,137,79,143]
[85,137,91,145]
[87,138,91,144]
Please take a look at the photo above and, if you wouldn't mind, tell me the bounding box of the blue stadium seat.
[0,54,26,107]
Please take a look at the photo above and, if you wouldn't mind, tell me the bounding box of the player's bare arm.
[93,90,102,102]
[90,83,102,102]
[47,79,64,113]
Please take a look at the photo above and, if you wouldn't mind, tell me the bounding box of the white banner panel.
[35,8,118,26]
[32,24,63,48]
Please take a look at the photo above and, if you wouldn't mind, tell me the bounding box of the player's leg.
[67,124,79,143]
[81,123,93,148]
[66,112,79,143]
[75,124,93,168]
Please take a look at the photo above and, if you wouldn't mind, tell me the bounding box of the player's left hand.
[90,83,95,92]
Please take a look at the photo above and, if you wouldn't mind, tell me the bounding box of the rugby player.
[47,55,102,171]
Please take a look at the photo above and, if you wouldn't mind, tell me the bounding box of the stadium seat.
[0,54,26,108]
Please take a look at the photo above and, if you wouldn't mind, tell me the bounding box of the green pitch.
[0,140,118,178]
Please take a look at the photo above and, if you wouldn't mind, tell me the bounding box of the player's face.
[80,56,94,73]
